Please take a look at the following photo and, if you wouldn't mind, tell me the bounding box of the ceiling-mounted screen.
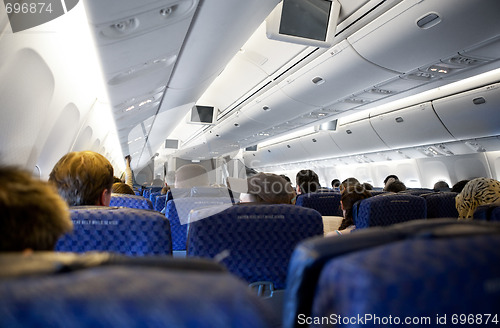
[189,105,217,124]
[266,0,341,48]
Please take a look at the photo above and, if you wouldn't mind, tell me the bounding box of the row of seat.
[55,204,324,291]
[5,218,500,327]
[296,190,459,220]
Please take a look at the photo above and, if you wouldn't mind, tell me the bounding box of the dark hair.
[384,175,399,184]
[386,180,406,193]
[49,151,114,206]
[451,180,470,193]
[433,180,450,191]
[112,182,135,195]
[340,177,360,192]
[338,184,371,230]
[296,169,320,194]
[331,179,340,188]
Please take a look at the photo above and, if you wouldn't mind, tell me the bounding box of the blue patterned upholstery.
[154,194,167,212]
[149,191,161,203]
[423,191,458,218]
[166,197,232,251]
[402,188,434,196]
[296,192,342,216]
[110,193,153,210]
[56,206,172,255]
[474,203,500,221]
[0,257,273,328]
[283,219,500,328]
[312,231,500,325]
[354,193,427,229]
[187,204,324,289]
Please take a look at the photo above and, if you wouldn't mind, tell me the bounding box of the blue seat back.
[149,191,161,203]
[423,191,458,218]
[166,197,232,251]
[0,253,273,328]
[312,225,500,323]
[154,194,167,212]
[187,204,323,289]
[474,203,500,221]
[56,206,172,255]
[283,219,500,328]
[110,193,153,210]
[295,192,342,216]
[354,193,427,228]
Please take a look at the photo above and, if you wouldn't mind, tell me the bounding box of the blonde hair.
[49,151,114,206]
[0,167,73,251]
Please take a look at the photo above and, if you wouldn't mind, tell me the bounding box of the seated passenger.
[239,172,295,204]
[339,177,360,193]
[383,174,399,191]
[433,180,451,192]
[296,169,320,195]
[385,180,407,193]
[451,179,470,193]
[456,177,500,219]
[0,166,73,251]
[49,151,114,206]
[328,183,372,235]
[331,179,340,191]
[111,182,135,195]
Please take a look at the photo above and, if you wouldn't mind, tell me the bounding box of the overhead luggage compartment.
[432,82,500,140]
[348,0,500,74]
[370,102,455,149]
[298,132,345,161]
[332,114,388,156]
[279,40,398,107]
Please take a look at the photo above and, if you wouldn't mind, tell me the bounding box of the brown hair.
[338,183,372,230]
[112,182,135,195]
[0,166,73,251]
[49,151,114,206]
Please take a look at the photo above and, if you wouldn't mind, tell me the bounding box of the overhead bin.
[332,115,388,156]
[370,102,454,149]
[242,85,318,125]
[279,40,398,107]
[348,0,500,73]
[432,82,500,140]
[298,132,345,160]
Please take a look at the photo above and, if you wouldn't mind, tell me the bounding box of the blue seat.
[187,204,323,290]
[166,197,232,251]
[154,194,167,212]
[295,192,342,216]
[110,193,153,210]
[0,253,273,328]
[149,191,161,203]
[283,219,499,328]
[354,193,427,229]
[56,206,172,255]
[311,223,500,326]
[422,191,458,218]
[474,203,500,221]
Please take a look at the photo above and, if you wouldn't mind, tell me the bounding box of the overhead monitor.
[189,105,217,125]
[266,0,341,48]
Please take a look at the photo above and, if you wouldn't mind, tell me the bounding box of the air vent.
[473,97,486,105]
[417,13,441,29]
[395,117,404,123]
[312,77,325,85]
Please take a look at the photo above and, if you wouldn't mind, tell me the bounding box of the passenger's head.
[451,179,470,193]
[338,183,372,230]
[385,180,407,193]
[174,164,209,188]
[331,179,340,189]
[383,175,399,191]
[112,182,135,195]
[296,169,320,194]
[49,151,114,206]
[0,167,73,251]
[240,172,295,204]
[456,177,500,219]
[433,180,450,192]
[339,177,360,193]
